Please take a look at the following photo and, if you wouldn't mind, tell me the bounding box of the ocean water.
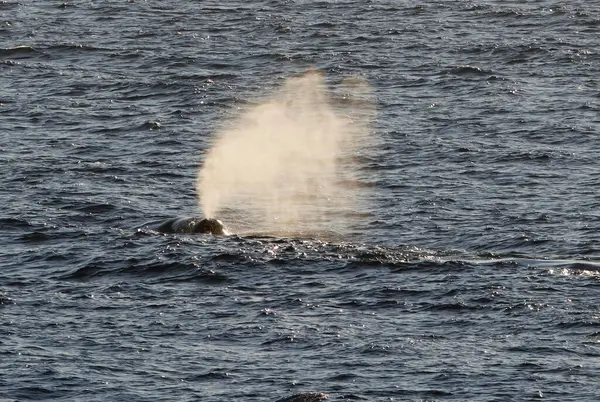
[1,1,600,401]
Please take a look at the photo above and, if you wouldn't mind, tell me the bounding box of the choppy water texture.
[2,1,600,401]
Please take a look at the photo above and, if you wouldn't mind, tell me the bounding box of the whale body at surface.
[156,217,229,236]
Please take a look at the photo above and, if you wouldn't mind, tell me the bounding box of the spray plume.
[197,71,374,237]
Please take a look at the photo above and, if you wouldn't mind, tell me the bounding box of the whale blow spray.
[197,71,374,236]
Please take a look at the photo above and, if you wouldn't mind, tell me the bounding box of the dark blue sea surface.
[1,1,600,401]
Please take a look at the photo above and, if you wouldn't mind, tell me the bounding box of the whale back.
[192,218,228,235]
[156,217,228,236]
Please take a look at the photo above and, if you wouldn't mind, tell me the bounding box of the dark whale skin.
[156,217,228,236]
